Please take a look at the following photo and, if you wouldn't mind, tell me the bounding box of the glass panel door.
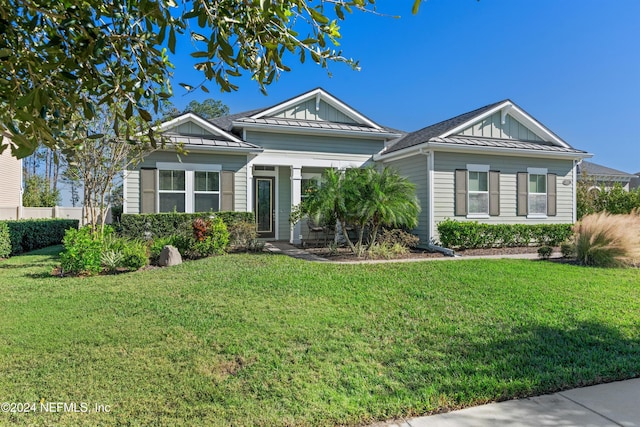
[254,177,275,238]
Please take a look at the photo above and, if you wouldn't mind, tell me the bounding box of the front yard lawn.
[1,246,639,426]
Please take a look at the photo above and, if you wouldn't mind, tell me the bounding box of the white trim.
[467,164,490,172]
[467,214,490,219]
[427,151,434,241]
[251,149,372,169]
[156,162,221,172]
[250,88,383,130]
[527,167,548,175]
[234,121,399,140]
[376,141,593,162]
[527,214,548,219]
[572,160,578,223]
[158,113,244,143]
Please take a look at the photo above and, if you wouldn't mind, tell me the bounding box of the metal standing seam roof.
[429,136,588,154]
[163,133,262,150]
[233,117,399,134]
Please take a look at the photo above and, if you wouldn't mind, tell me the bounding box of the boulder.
[158,245,182,267]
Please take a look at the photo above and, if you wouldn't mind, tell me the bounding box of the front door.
[254,177,275,238]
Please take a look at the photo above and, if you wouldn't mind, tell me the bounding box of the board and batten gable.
[245,131,385,155]
[431,152,574,239]
[0,146,21,208]
[270,99,358,124]
[125,151,248,214]
[383,155,430,243]
[458,112,543,141]
[165,122,216,136]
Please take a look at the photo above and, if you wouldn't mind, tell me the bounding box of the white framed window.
[528,167,547,217]
[467,164,489,217]
[159,170,186,212]
[157,163,221,213]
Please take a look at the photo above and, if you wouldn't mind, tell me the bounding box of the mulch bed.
[300,245,557,262]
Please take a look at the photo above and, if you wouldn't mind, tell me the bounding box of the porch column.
[247,164,253,215]
[290,166,302,244]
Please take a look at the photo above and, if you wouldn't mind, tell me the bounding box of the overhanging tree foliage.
[0,0,423,158]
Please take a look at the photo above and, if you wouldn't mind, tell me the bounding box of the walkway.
[379,378,640,427]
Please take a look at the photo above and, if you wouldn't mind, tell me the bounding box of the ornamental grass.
[573,209,640,268]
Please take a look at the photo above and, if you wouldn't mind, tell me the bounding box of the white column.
[247,162,253,215]
[290,166,302,244]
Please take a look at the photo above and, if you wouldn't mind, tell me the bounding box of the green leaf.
[125,101,133,119]
[168,27,176,53]
[138,108,152,122]
[412,0,421,15]
[200,85,209,93]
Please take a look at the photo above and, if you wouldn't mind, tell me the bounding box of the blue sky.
[168,0,640,174]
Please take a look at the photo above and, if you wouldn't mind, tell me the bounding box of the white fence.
[0,206,112,225]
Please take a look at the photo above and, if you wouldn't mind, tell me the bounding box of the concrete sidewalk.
[382,378,640,427]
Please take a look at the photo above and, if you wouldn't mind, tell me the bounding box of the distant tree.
[184,99,230,120]
[22,175,60,207]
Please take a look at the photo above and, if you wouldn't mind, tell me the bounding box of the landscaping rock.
[158,245,182,267]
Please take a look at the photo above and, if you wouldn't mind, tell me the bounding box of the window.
[156,163,222,213]
[468,171,489,215]
[528,172,547,216]
[194,171,220,212]
[159,170,186,212]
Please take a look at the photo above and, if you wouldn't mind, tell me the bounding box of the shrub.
[119,212,253,240]
[560,241,576,259]
[367,242,409,259]
[101,250,124,274]
[437,219,573,249]
[0,223,10,258]
[1,219,79,255]
[376,228,420,248]
[103,234,149,271]
[574,211,640,268]
[188,217,229,259]
[537,245,553,260]
[228,220,261,252]
[60,227,104,275]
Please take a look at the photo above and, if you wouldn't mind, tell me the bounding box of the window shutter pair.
[139,169,235,213]
[516,172,557,216]
[454,169,500,216]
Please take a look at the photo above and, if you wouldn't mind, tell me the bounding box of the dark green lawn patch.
[1,248,639,426]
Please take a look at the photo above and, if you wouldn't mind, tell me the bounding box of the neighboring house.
[0,140,23,220]
[124,89,592,245]
[631,173,640,191]
[577,160,638,191]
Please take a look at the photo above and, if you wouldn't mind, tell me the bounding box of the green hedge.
[437,219,573,249]
[0,223,10,258]
[0,219,79,256]
[120,212,254,239]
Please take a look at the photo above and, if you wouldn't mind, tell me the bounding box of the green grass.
[1,247,639,426]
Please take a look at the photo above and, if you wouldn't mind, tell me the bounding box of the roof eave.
[375,141,592,161]
[233,121,402,140]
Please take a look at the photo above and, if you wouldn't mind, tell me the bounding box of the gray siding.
[272,99,357,124]
[167,122,214,136]
[385,156,429,244]
[278,166,291,240]
[246,131,384,155]
[458,112,543,141]
[125,150,248,214]
[432,152,574,241]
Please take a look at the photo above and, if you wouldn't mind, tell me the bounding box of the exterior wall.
[125,150,248,214]
[167,122,215,136]
[385,155,430,244]
[0,146,22,208]
[272,99,357,124]
[246,131,384,155]
[277,166,291,241]
[432,152,574,240]
[459,112,543,141]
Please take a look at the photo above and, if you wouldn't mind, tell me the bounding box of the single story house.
[0,140,23,220]
[577,160,637,191]
[124,88,592,244]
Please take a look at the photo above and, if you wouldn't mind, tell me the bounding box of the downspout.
[419,148,455,257]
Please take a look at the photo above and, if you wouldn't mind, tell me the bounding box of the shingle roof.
[208,108,268,131]
[163,133,262,151]
[578,161,637,179]
[233,117,399,134]
[430,136,588,154]
[384,100,507,154]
